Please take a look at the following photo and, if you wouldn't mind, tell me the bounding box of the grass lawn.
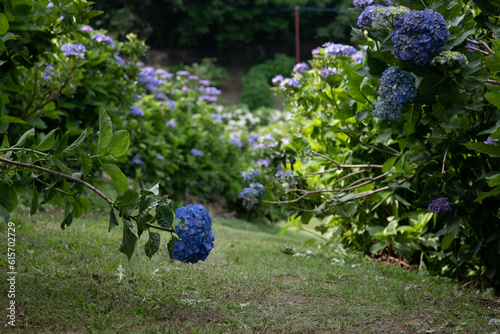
[1,209,500,333]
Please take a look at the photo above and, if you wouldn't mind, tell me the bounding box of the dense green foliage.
[240,54,295,110]
[243,0,500,291]
[92,0,357,50]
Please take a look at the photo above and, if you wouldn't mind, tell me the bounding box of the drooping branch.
[345,133,400,157]
[0,156,114,206]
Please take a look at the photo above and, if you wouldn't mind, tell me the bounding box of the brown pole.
[295,6,300,63]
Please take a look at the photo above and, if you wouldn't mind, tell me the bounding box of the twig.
[311,151,340,167]
[486,79,500,86]
[346,133,400,157]
[311,152,384,169]
[0,156,115,206]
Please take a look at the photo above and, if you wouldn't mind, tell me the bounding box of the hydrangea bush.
[247,0,500,291]
[0,0,215,263]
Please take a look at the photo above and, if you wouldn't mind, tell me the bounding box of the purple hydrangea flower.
[130,106,144,116]
[181,87,190,93]
[352,51,366,64]
[188,75,199,81]
[172,204,214,263]
[80,25,93,32]
[91,33,115,47]
[166,120,176,127]
[427,197,452,214]
[157,154,165,160]
[279,78,300,89]
[241,169,261,183]
[293,62,309,72]
[372,97,404,121]
[60,43,86,59]
[47,2,55,9]
[353,0,392,9]
[114,52,124,64]
[201,87,222,95]
[211,114,222,122]
[392,9,449,66]
[255,158,271,167]
[190,148,204,157]
[431,51,468,69]
[321,68,339,78]
[131,155,144,165]
[229,138,243,147]
[199,95,217,102]
[272,75,284,85]
[199,79,211,86]
[323,43,357,57]
[485,136,497,145]
[176,70,189,76]
[357,5,409,28]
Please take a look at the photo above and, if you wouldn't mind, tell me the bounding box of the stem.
[442,145,449,174]
[346,133,400,157]
[486,79,500,86]
[0,156,114,206]
[145,222,175,233]
[311,152,383,168]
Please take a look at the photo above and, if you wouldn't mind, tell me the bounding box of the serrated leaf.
[36,128,58,151]
[97,107,113,155]
[119,219,138,261]
[103,163,129,195]
[109,209,119,232]
[145,231,161,259]
[108,130,129,157]
[156,205,174,230]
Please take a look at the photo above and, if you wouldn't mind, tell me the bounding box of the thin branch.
[145,222,175,233]
[341,172,391,193]
[311,152,384,169]
[486,79,500,86]
[311,151,340,167]
[346,133,400,157]
[0,156,115,206]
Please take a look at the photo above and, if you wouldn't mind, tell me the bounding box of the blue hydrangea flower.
[190,149,204,157]
[293,62,309,72]
[172,204,214,264]
[229,138,243,147]
[275,169,294,182]
[250,183,265,196]
[323,43,357,57]
[353,0,392,9]
[166,120,176,127]
[176,70,189,76]
[156,154,165,160]
[377,66,417,104]
[80,25,93,32]
[241,169,261,183]
[392,9,449,66]
[60,43,86,59]
[427,197,452,215]
[372,97,404,121]
[131,155,144,165]
[199,95,217,102]
[114,52,124,64]
[130,106,144,116]
[47,2,54,9]
[272,75,284,85]
[279,78,301,89]
[199,79,210,86]
[42,64,56,81]
[238,187,260,211]
[321,68,339,78]
[358,5,410,28]
[181,87,190,93]
[352,51,366,64]
[91,33,115,47]
[255,158,271,167]
[431,51,468,69]
[357,5,385,27]
[188,75,199,81]
[211,114,223,122]
[201,87,222,95]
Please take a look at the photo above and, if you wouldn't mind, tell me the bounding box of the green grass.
[1,210,500,333]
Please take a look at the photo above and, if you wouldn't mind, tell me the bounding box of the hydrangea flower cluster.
[172,204,214,264]
[353,0,392,9]
[60,43,86,59]
[391,9,449,66]
[279,78,301,89]
[241,169,261,183]
[427,197,452,215]
[485,136,497,145]
[275,169,294,182]
[431,51,468,69]
[293,62,309,72]
[130,106,144,116]
[138,66,162,93]
[91,33,115,47]
[190,148,204,157]
[358,6,410,28]
[373,66,416,121]
[321,68,339,78]
[131,155,144,165]
[323,43,357,57]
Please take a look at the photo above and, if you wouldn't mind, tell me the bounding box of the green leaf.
[0,204,9,224]
[109,209,119,232]
[35,128,58,151]
[382,157,397,173]
[80,152,92,175]
[115,190,141,216]
[30,188,38,216]
[97,107,113,155]
[0,14,9,35]
[145,231,161,259]
[2,116,27,124]
[119,219,138,260]
[64,128,90,153]
[369,240,388,254]
[475,185,500,202]
[463,142,500,157]
[300,212,314,225]
[60,213,73,230]
[78,196,91,212]
[108,130,129,157]
[156,205,174,230]
[167,235,178,260]
[441,234,454,251]
[72,200,84,219]
[12,128,35,147]
[485,91,500,109]
[485,53,500,72]
[103,163,129,195]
